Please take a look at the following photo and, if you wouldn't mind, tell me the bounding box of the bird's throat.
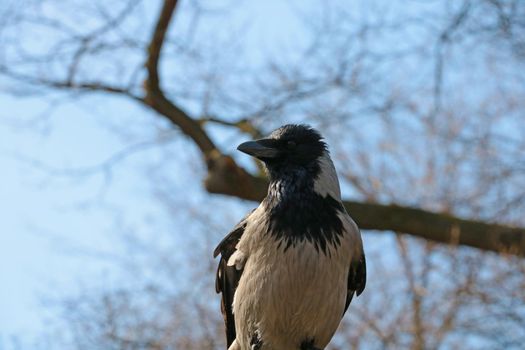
[266,169,315,202]
[263,174,345,254]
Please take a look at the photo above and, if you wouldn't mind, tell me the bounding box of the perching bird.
[214,124,366,350]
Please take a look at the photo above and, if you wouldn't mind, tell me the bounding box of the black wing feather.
[216,257,242,346]
[214,211,253,348]
[344,252,367,314]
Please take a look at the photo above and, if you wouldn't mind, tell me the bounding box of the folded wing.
[341,212,367,314]
[214,211,253,348]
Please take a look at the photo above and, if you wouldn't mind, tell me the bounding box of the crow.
[214,124,366,350]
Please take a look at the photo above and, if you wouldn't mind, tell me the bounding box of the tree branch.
[143,0,217,158]
[4,0,523,258]
[205,169,525,256]
[198,116,264,139]
[344,201,525,256]
[140,1,525,256]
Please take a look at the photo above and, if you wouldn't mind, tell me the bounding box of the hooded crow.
[214,124,366,350]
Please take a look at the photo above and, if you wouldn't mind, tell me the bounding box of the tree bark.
[204,162,525,256]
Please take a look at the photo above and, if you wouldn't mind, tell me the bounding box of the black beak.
[237,139,280,159]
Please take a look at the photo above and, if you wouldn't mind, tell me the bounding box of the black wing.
[214,211,253,348]
[344,251,367,314]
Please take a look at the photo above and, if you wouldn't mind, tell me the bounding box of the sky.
[0,95,136,345]
[0,1,307,348]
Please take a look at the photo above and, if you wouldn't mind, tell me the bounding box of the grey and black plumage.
[214,124,366,350]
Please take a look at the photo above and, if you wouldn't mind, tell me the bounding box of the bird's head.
[238,124,341,199]
[238,124,326,173]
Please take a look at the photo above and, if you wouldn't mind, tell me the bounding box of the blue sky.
[0,95,129,341]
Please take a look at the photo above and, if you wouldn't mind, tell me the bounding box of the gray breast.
[232,220,353,350]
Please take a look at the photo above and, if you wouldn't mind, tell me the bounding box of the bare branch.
[206,170,525,256]
[2,0,524,261]
[198,116,264,139]
[143,0,217,157]
[0,65,142,100]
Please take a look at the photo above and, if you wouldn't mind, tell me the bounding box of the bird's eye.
[286,140,297,148]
